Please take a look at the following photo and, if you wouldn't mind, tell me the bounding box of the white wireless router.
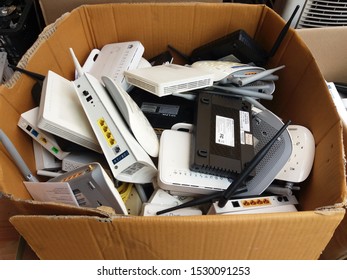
[275,125,315,183]
[158,129,233,196]
[124,63,214,97]
[37,70,101,153]
[102,75,159,158]
[88,41,145,91]
[49,162,128,214]
[70,48,157,184]
[208,194,298,215]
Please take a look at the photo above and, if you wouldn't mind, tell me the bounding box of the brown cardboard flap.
[38,0,224,25]
[301,122,346,210]
[1,193,111,218]
[321,208,347,260]
[10,209,345,260]
[297,26,347,260]
[79,3,265,60]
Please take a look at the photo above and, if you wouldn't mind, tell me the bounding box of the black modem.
[190,91,254,179]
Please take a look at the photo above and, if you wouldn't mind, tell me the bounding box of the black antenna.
[156,120,291,215]
[268,5,300,58]
[8,64,45,81]
[8,64,46,106]
[217,120,291,208]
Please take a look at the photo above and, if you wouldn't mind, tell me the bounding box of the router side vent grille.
[126,77,156,93]
[298,0,347,28]
[38,122,100,152]
[163,78,212,95]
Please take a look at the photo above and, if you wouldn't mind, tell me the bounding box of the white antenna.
[0,129,39,182]
[237,65,285,86]
[69,48,85,78]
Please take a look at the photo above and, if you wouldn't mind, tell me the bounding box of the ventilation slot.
[298,0,347,28]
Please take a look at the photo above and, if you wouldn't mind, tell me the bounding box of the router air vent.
[298,0,347,28]
[126,77,156,93]
[163,78,212,95]
[39,122,100,152]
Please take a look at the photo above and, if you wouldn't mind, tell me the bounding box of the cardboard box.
[38,0,223,25]
[298,26,347,260]
[0,3,346,259]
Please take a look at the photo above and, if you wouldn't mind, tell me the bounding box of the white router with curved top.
[102,75,159,158]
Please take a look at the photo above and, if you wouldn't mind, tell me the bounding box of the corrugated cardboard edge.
[9,209,345,260]
[38,0,223,25]
[320,139,347,259]
[0,192,113,218]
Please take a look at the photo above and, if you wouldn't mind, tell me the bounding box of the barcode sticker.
[240,111,252,145]
[121,162,145,176]
[240,111,250,132]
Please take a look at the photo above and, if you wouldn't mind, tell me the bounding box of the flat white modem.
[37,70,101,153]
[124,63,214,97]
[18,107,70,160]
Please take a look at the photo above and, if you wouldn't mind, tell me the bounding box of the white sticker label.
[240,111,250,132]
[240,111,252,145]
[244,132,253,145]
[216,115,234,147]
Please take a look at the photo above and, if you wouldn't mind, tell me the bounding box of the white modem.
[37,70,101,153]
[18,107,70,160]
[124,63,214,97]
[157,129,233,196]
[70,48,157,184]
[88,41,145,91]
[208,194,298,215]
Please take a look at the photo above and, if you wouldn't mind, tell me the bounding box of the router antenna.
[217,120,291,208]
[268,5,300,58]
[8,64,45,81]
[237,65,285,87]
[0,129,39,182]
[69,48,84,77]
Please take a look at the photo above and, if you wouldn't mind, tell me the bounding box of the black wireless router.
[189,5,300,66]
